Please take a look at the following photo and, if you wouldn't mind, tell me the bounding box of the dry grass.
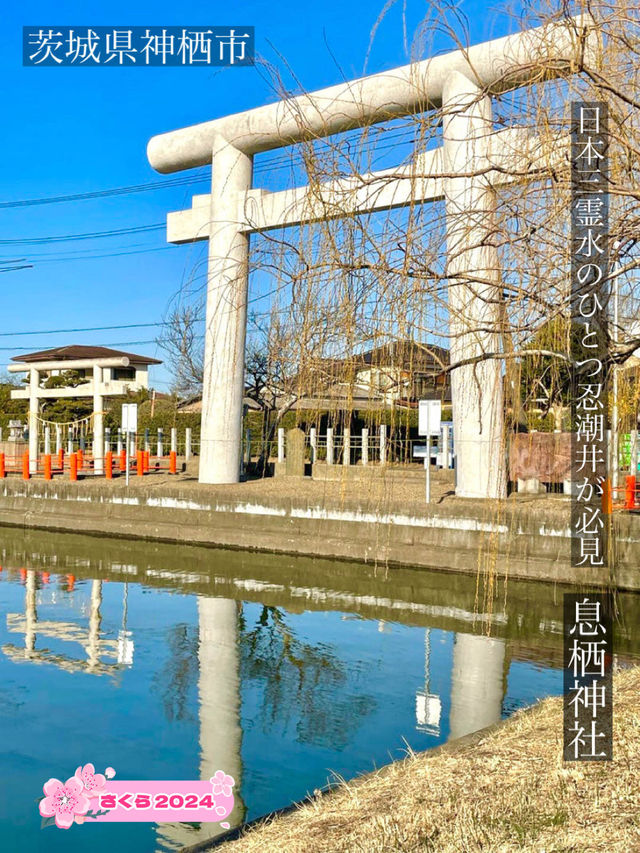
[218,666,640,853]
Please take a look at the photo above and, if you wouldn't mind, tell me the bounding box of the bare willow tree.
[160,0,640,471]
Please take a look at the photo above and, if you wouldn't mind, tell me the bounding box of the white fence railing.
[271,424,455,467]
[12,423,455,469]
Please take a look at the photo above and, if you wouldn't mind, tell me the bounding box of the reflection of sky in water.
[0,565,568,853]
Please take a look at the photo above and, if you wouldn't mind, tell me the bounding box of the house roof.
[289,340,450,389]
[302,340,449,379]
[11,345,162,365]
[358,340,449,369]
[177,395,262,413]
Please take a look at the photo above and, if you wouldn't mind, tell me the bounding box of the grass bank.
[215,666,640,853]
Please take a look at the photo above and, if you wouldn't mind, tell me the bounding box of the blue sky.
[0,0,522,390]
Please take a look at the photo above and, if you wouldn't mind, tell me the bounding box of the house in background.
[283,340,451,412]
[177,396,262,414]
[175,340,451,417]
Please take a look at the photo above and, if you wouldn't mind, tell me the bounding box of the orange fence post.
[143,450,150,473]
[58,448,64,471]
[625,475,636,510]
[119,449,126,471]
[169,451,177,475]
[137,450,144,477]
[22,452,29,481]
[602,478,613,515]
[44,454,52,481]
[70,452,78,482]
[105,451,113,480]
[0,453,5,479]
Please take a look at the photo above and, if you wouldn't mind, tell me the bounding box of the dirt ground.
[53,458,570,520]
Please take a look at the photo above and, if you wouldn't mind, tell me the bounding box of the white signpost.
[419,400,442,504]
[121,403,138,486]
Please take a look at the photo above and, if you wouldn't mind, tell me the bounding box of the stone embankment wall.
[0,479,638,589]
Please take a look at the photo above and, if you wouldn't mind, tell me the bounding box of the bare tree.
[158,304,204,397]
[160,0,640,468]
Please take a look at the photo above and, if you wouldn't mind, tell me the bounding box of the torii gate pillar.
[200,136,253,484]
[443,72,505,499]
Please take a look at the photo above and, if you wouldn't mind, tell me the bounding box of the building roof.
[358,340,449,369]
[11,345,162,365]
[299,340,449,380]
[177,395,262,413]
[287,340,449,389]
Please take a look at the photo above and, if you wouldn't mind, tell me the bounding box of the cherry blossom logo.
[39,764,115,829]
[75,763,108,798]
[210,771,234,828]
[210,770,235,798]
[38,764,234,828]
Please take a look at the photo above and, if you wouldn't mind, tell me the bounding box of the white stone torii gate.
[9,356,130,475]
[148,16,595,498]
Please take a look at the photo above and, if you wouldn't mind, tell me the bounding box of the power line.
[29,245,179,263]
[1,339,161,351]
[0,123,422,265]
[0,147,307,211]
[0,264,33,273]
[0,281,288,340]
[0,123,419,219]
[0,322,169,338]
[0,223,164,246]
[0,173,208,209]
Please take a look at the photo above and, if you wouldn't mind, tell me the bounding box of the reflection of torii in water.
[416,628,509,741]
[448,632,508,741]
[2,571,132,677]
[156,597,245,852]
[3,575,243,851]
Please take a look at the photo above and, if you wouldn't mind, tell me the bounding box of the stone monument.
[0,420,27,462]
[285,428,306,477]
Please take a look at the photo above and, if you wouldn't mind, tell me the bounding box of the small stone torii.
[9,356,131,475]
[147,15,596,499]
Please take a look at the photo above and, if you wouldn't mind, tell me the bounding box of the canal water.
[1,527,638,852]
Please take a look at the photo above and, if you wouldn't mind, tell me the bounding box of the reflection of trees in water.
[154,623,199,723]
[239,606,376,749]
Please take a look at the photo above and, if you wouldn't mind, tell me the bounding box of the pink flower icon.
[39,777,91,829]
[74,763,107,799]
[210,770,235,797]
